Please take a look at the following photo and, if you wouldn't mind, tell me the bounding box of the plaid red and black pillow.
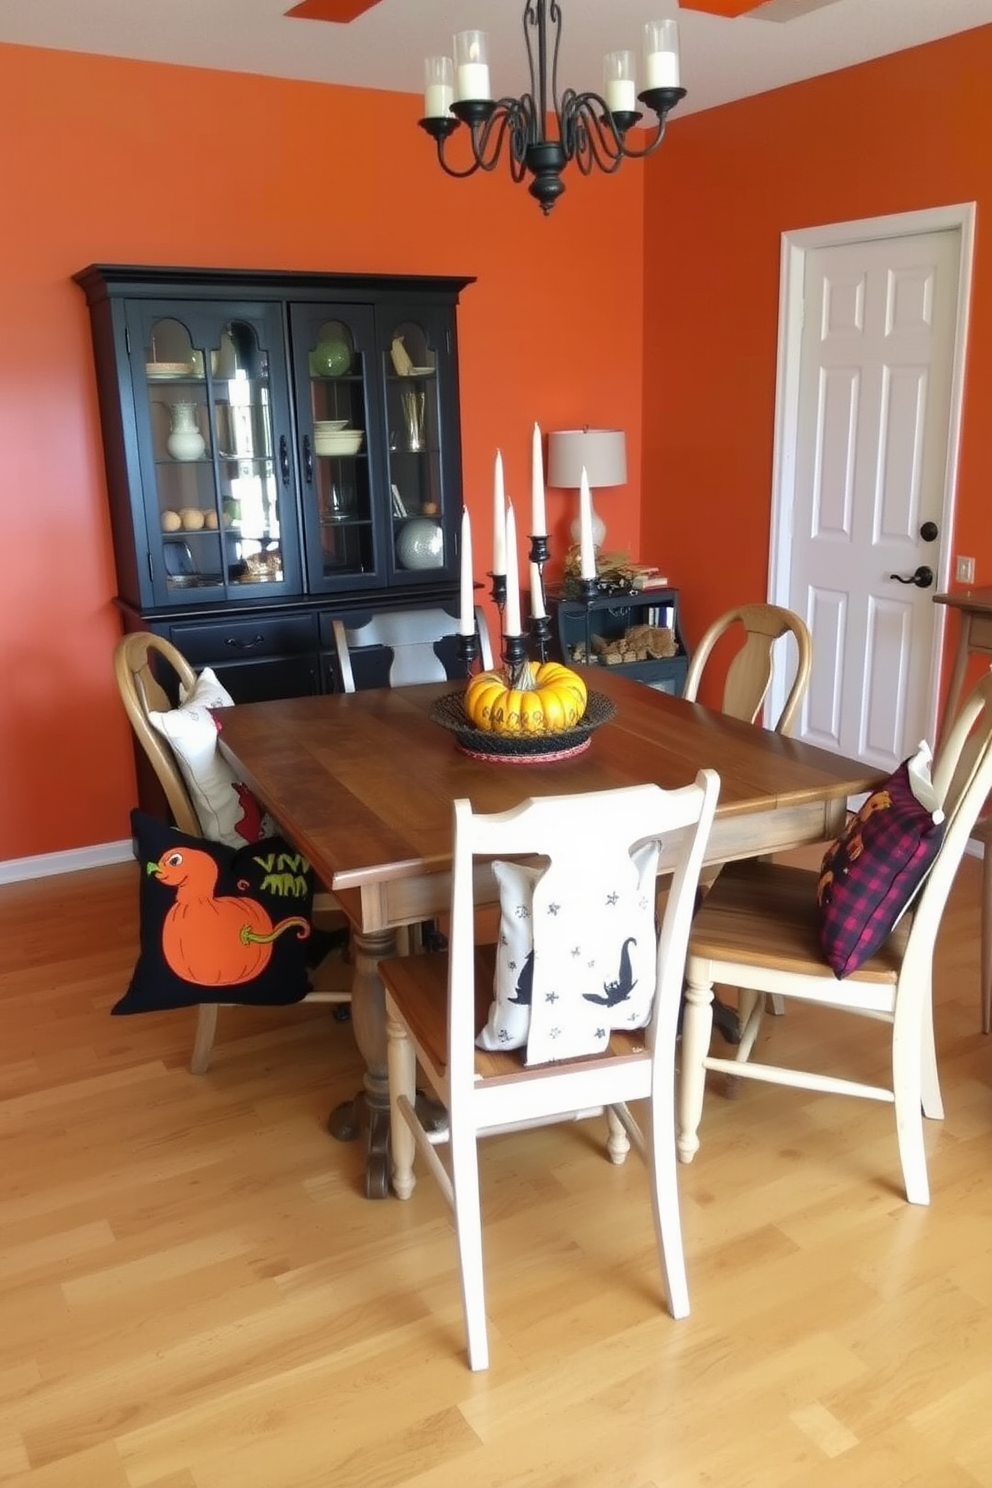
[816,743,945,978]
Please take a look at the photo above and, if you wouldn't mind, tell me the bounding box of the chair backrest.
[446,775,719,1093]
[113,632,201,837]
[907,667,992,963]
[331,605,494,692]
[682,602,812,735]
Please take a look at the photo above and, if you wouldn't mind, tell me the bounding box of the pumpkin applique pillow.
[113,811,315,1014]
[816,740,945,979]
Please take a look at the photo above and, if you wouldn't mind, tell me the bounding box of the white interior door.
[769,207,974,769]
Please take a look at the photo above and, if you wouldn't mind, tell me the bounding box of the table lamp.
[547,428,627,549]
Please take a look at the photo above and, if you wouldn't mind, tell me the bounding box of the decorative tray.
[430,689,616,764]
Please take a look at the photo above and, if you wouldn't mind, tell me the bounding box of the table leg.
[327,924,395,1200]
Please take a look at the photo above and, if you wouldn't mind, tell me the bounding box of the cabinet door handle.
[224,633,265,650]
[303,435,313,485]
[279,434,290,485]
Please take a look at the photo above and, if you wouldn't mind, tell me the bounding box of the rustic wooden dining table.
[216,670,884,1198]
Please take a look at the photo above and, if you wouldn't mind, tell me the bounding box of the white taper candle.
[492,450,506,575]
[504,503,522,635]
[529,560,546,619]
[458,506,474,636]
[531,422,546,537]
[578,465,596,580]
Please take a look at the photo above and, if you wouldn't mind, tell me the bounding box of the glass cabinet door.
[381,313,449,581]
[126,302,301,605]
[289,303,383,594]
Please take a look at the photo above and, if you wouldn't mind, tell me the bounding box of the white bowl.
[314,419,348,433]
[314,430,364,457]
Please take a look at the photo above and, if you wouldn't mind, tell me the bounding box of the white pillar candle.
[425,83,454,117]
[605,78,636,113]
[578,466,596,580]
[644,19,680,89]
[454,30,491,101]
[424,55,454,117]
[604,50,636,113]
[530,422,546,536]
[458,507,474,636]
[504,503,522,635]
[529,560,546,620]
[492,449,506,575]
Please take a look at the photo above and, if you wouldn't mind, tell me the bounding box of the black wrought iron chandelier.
[419,3,687,216]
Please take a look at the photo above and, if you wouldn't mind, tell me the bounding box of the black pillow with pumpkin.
[113,811,315,1014]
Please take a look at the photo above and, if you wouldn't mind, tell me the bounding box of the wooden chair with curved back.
[681,603,814,1038]
[113,632,350,1074]
[682,601,813,736]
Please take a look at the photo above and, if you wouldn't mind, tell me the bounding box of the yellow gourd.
[464,660,588,735]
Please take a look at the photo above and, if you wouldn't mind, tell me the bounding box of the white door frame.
[767,202,977,746]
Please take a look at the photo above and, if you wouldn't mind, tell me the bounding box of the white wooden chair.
[331,604,493,693]
[113,632,350,1073]
[379,773,719,1371]
[678,667,992,1206]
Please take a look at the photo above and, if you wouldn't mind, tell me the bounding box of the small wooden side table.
[933,586,992,1031]
[934,587,992,728]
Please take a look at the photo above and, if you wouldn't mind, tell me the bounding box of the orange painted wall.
[0,43,644,864]
[641,24,992,710]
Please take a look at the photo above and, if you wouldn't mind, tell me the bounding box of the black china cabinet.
[76,264,474,701]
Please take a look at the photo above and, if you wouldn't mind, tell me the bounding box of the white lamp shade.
[547,429,627,490]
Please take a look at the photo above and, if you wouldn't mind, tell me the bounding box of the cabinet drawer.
[169,613,317,666]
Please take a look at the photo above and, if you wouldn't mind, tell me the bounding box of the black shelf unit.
[547,585,690,694]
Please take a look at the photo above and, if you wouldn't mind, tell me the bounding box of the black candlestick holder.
[456,628,480,675]
[501,630,528,671]
[530,611,553,664]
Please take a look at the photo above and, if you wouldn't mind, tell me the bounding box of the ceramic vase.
[166,402,206,461]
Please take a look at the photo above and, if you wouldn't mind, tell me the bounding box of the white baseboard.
[0,839,133,886]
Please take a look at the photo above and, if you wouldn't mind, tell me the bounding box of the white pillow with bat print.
[476,844,660,1064]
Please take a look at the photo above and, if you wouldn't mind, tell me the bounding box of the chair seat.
[379,944,651,1085]
[691,860,906,985]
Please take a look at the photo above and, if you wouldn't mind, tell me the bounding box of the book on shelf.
[630,572,670,590]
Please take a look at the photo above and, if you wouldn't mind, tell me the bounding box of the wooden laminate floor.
[2,856,991,1487]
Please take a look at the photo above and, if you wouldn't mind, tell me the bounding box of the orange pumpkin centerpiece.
[148,845,310,986]
[463,660,588,736]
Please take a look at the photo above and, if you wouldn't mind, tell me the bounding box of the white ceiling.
[2,0,992,116]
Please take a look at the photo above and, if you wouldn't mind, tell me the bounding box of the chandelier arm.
[433,126,485,180]
[475,97,533,175]
[560,92,623,176]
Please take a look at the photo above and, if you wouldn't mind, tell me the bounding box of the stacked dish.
[314,427,364,456]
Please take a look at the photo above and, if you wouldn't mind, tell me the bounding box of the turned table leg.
[327,924,396,1199]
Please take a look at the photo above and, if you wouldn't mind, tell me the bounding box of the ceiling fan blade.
[679,1,766,13]
[285,0,382,20]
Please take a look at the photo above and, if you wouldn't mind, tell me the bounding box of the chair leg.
[918,981,943,1121]
[646,1067,690,1319]
[892,1025,930,1205]
[605,1105,631,1165]
[450,1120,490,1371]
[677,968,715,1164]
[385,1011,417,1200]
[982,844,992,1034]
[190,1003,219,1074]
